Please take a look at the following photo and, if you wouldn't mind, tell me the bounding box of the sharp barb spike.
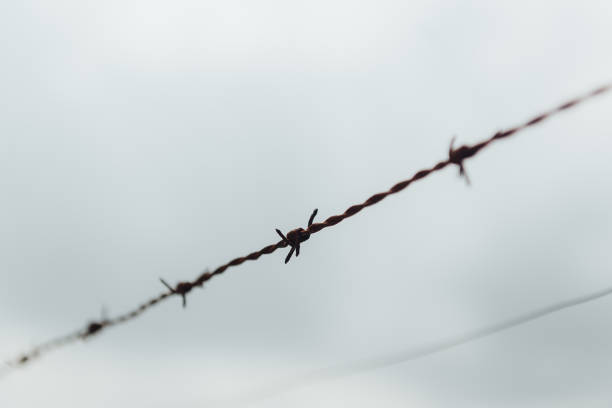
[275,229,289,243]
[308,208,318,226]
[159,278,174,292]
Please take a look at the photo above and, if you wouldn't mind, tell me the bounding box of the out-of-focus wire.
[223,283,612,407]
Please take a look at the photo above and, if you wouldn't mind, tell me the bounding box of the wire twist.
[276,209,318,263]
[5,83,610,369]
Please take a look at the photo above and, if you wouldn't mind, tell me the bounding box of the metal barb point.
[275,208,318,264]
[8,84,609,370]
[449,136,471,186]
[82,306,111,338]
[159,278,192,308]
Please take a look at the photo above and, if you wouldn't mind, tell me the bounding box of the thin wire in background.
[220,282,612,407]
[4,83,611,370]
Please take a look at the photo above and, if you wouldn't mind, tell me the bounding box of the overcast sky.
[1,1,612,407]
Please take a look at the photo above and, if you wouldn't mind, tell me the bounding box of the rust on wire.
[160,278,195,308]
[5,83,611,370]
[276,208,318,263]
[83,309,110,338]
[449,135,477,185]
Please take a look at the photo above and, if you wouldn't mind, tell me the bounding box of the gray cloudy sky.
[1,1,612,407]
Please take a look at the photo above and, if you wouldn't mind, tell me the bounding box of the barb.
[221,282,612,407]
[5,83,610,370]
[449,136,472,185]
[276,208,318,263]
[160,278,195,308]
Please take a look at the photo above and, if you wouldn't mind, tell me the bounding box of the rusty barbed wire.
[5,83,610,370]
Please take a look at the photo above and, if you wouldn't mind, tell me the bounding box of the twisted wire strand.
[305,84,611,235]
[5,83,610,369]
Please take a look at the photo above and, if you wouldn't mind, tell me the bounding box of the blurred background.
[1,0,612,406]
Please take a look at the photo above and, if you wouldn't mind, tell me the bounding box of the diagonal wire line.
[219,282,612,407]
[5,83,611,370]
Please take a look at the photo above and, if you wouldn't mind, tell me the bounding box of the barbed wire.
[5,83,611,370]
